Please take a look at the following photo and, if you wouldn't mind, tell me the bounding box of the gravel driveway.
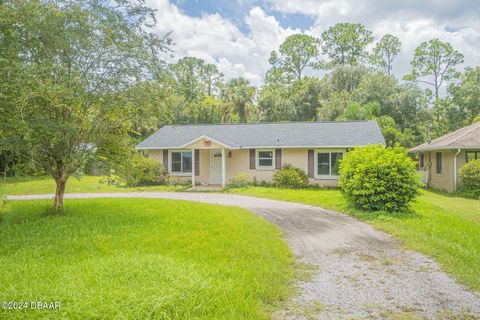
[7,192,480,319]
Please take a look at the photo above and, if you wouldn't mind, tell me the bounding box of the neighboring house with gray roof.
[136,120,385,187]
[410,121,480,192]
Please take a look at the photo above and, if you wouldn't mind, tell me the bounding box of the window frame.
[435,152,443,175]
[256,149,275,170]
[314,149,345,179]
[466,151,480,163]
[169,150,193,176]
[419,153,425,169]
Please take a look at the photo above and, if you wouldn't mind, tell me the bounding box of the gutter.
[453,148,461,192]
[410,145,480,152]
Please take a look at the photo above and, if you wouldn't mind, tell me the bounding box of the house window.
[419,153,425,168]
[466,151,480,162]
[256,149,274,169]
[171,151,192,174]
[316,151,344,178]
[436,152,442,174]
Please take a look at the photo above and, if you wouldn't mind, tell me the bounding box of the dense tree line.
[129,23,476,149]
[1,0,479,209]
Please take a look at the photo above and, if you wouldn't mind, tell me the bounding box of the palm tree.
[221,78,255,123]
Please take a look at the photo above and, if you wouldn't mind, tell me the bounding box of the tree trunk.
[53,177,67,211]
[434,78,440,123]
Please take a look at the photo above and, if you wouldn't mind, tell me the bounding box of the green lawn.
[0,176,187,195]
[228,187,480,293]
[0,199,294,319]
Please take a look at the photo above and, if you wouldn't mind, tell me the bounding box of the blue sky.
[172,0,315,32]
[147,0,480,87]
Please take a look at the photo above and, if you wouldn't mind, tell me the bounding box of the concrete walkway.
[7,192,480,319]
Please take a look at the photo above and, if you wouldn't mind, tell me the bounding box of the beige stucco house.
[136,121,385,188]
[410,121,480,193]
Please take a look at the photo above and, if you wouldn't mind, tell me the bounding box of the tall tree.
[328,64,370,92]
[405,39,464,101]
[269,34,322,81]
[0,0,171,210]
[170,56,223,101]
[258,83,294,121]
[432,67,480,134]
[259,77,324,122]
[321,23,373,66]
[448,66,480,125]
[221,78,256,123]
[203,64,224,97]
[369,34,401,76]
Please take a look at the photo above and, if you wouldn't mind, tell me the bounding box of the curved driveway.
[7,192,480,319]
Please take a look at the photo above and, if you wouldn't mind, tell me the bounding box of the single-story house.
[136,120,385,187]
[410,121,480,192]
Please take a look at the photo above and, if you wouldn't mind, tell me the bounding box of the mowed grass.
[0,176,186,195]
[0,199,294,319]
[228,187,480,292]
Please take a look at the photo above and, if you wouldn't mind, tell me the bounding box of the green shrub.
[227,173,253,188]
[273,165,308,189]
[339,145,421,212]
[118,154,167,187]
[459,159,480,199]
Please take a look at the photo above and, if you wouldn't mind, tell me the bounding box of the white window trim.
[314,149,346,180]
[168,149,193,176]
[256,149,275,170]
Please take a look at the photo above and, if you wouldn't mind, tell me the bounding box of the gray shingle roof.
[136,120,385,149]
[410,121,480,152]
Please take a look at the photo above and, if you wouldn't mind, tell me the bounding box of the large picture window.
[466,151,480,162]
[171,151,192,174]
[256,149,274,169]
[316,151,344,178]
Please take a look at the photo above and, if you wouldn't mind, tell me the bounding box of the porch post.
[191,149,195,188]
[221,148,226,188]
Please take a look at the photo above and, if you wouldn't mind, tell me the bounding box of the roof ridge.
[163,120,373,127]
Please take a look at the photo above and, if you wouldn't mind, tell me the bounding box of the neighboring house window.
[256,149,274,169]
[315,151,344,178]
[466,151,480,162]
[171,151,192,174]
[436,152,442,174]
[419,153,425,168]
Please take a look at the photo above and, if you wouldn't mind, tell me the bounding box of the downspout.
[427,151,432,187]
[453,148,461,192]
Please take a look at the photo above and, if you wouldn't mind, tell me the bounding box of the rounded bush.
[459,159,480,199]
[228,173,253,188]
[118,154,166,187]
[273,165,308,189]
[339,145,421,212]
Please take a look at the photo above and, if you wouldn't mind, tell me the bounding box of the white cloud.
[146,0,480,91]
[273,0,480,85]
[146,0,297,86]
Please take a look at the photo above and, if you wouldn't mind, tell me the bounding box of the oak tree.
[0,0,171,210]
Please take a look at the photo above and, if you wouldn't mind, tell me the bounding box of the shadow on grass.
[422,186,479,201]
[339,197,422,223]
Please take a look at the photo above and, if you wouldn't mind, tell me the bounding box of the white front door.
[210,149,222,184]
